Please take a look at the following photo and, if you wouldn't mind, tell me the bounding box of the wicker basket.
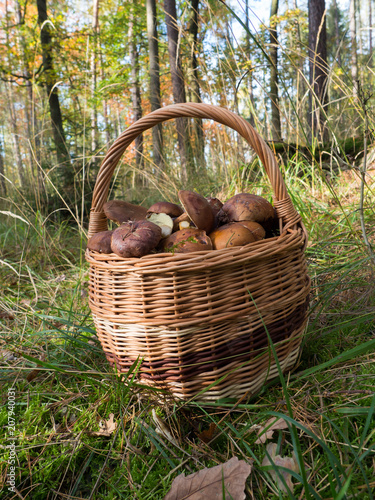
[86,103,310,402]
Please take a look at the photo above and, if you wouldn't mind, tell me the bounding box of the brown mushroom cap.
[178,190,214,234]
[87,230,113,253]
[237,220,266,241]
[147,201,183,218]
[206,197,223,217]
[209,222,256,250]
[161,228,212,253]
[104,200,148,225]
[111,220,162,258]
[217,193,275,227]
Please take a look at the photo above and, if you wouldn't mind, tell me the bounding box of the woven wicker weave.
[86,103,310,402]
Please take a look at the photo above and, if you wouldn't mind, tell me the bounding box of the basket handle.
[88,103,302,238]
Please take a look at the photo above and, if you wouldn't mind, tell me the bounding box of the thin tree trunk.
[164,0,189,183]
[226,23,244,159]
[99,45,110,146]
[349,0,358,93]
[101,75,111,146]
[15,0,43,196]
[308,0,329,141]
[358,6,365,88]
[370,0,373,66]
[6,82,25,188]
[269,0,282,140]
[129,2,144,173]
[332,0,342,66]
[4,1,25,188]
[245,0,255,127]
[91,0,99,155]
[187,0,205,171]
[0,135,7,196]
[292,0,306,139]
[146,0,164,171]
[36,0,71,175]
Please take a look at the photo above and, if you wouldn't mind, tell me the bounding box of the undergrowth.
[1,157,375,499]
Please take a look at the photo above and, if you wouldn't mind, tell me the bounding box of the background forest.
[0,0,374,216]
[1,0,375,499]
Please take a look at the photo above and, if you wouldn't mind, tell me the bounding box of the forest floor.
[1,163,375,499]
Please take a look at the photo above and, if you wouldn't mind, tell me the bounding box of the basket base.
[108,343,302,403]
[94,309,308,402]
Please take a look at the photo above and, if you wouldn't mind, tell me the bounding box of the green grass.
[1,160,375,499]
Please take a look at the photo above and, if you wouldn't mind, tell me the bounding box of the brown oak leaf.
[90,413,117,437]
[163,456,252,500]
[254,417,289,444]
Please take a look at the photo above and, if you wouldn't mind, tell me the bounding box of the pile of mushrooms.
[87,191,278,258]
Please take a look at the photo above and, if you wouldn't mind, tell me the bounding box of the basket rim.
[86,227,306,273]
[87,103,304,240]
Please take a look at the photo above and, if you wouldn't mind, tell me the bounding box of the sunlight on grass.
[1,150,374,498]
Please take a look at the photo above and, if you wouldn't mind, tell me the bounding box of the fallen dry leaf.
[255,417,289,444]
[197,422,218,443]
[262,442,299,494]
[0,311,15,320]
[163,456,252,500]
[90,413,117,437]
[152,409,178,446]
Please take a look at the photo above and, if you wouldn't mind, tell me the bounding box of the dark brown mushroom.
[217,193,275,228]
[147,201,183,218]
[161,228,212,253]
[178,190,214,234]
[206,197,223,217]
[103,200,148,225]
[87,230,113,253]
[111,220,162,258]
[209,222,256,250]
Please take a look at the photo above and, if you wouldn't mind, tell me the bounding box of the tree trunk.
[5,82,25,189]
[15,0,44,197]
[164,0,189,183]
[269,0,282,140]
[36,0,71,176]
[349,0,358,93]
[370,0,373,66]
[129,2,144,173]
[91,0,99,154]
[245,0,255,127]
[357,6,365,88]
[186,0,205,171]
[4,2,25,189]
[98,30,110,146]
[0,136,7,196]
[292,0,306,141]
[332,0,342,66]
[146,0,164,171]
[308,0,329,141]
